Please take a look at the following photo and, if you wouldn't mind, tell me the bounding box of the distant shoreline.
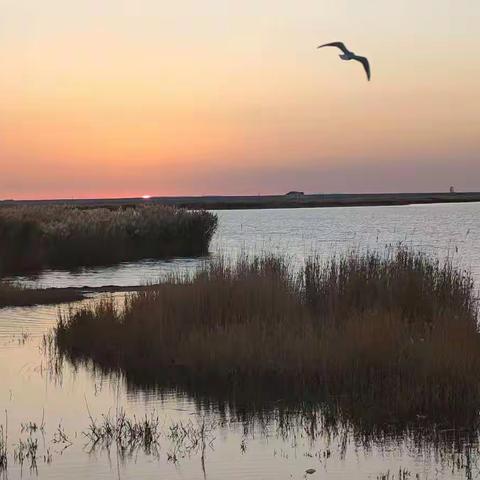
[2,192,480,210]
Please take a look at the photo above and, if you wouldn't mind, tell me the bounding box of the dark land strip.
[2,192,480,210]
[0,284,149,308]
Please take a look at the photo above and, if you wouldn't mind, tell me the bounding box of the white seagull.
[318,42,371,81]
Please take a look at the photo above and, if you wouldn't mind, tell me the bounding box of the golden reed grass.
[55,249,480,422]
[0,205,217,273]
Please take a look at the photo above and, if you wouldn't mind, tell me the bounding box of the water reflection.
[3,341,480,480]
[1,203,480,478]
[39,334,480,480]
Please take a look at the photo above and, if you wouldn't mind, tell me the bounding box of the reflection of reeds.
[0,412,7,474]
[14,437,39,474]
[376,470,412,480]
[0,205,217,273]
[55,249,480,422]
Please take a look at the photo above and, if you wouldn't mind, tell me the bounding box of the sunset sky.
[1,0,479,199]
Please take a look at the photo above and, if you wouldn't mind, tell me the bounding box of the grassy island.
[0,205,217,273]
[54,249,480,422]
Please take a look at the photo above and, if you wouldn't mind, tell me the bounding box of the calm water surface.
[1,203,480,479]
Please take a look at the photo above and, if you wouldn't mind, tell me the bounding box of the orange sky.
[1,0,479,199]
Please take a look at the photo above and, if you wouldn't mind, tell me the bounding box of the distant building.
[449,186,455,193]
[285,191,304,198]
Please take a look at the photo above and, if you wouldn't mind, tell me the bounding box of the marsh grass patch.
[54,248,480,424]
[0,204,217,273]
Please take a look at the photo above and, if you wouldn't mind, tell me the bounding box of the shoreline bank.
[2,192,480,211]
[0,284,149,308]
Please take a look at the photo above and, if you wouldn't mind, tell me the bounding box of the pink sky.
[1,0,479,199]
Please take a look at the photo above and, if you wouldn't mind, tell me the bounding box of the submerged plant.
[82,405,217,464]
[84,407,162,457]
[0,415,7,474]
[166,418,217,463]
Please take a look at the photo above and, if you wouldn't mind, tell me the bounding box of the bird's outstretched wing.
[353,55,371,81]
[317,42,350,55]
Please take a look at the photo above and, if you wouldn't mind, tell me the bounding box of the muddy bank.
[0,284,149,308]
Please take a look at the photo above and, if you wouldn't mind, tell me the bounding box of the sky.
[0,0,479,199]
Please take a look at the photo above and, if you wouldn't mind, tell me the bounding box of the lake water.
[1,203,480,479]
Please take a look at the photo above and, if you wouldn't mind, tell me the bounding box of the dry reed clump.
[0,205,217,273]
[54,249,480,421]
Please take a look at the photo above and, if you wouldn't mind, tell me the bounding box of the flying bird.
[318,42,371,81]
